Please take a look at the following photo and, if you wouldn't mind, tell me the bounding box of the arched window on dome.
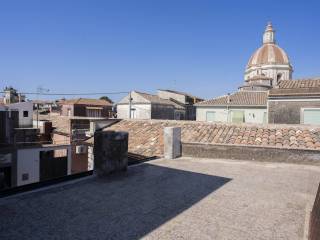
[276,73,282,84]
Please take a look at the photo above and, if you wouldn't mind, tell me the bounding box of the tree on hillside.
[100,96,113,104]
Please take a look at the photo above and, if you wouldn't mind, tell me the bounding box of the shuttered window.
[206,112,215,122]
[231,110,245,123]
[303,109,320,124]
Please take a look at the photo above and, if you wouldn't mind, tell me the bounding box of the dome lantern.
[263,22,275,44]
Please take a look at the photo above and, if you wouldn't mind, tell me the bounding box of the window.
[263,112,268,124]
[231,110,245,123]
[302,109,320,124]
[206,111,215,122]
[86,107,102,118]
[276,73,282,85]
[277,73,282,81]
[23,111,28,117]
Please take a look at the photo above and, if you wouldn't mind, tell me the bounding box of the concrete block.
[94,131,128,177]
[164,127,181,159]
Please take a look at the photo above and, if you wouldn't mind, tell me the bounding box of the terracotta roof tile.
[196,91,267,106]
[135,91,185,109]
[158,89,205,101]
[277,78,320,89]
[102,119,320,157]
[269,78,320,97]
[59,98,112,106]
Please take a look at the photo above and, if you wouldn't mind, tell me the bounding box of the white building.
[196,22,292,124]
[196,91,267,124]
[117,91,185,120]
[7,101,33,127]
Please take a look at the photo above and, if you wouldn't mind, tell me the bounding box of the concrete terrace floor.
[1,158,320,240]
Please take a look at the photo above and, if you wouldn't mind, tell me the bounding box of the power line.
[0,91,129,96]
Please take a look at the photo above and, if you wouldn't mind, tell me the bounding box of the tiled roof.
[277,78,320,89]
[135,91,185,109]
[59,98,112,106]
[196,91,267,106]
[269,78,320,97]
[96,119,320,157]
[158,89,205,101]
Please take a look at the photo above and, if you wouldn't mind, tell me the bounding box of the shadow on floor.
[0,163,231,240]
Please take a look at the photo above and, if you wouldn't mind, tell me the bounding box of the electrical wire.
[0,91,129,96]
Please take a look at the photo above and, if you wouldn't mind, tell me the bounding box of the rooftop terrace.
[1,157,319,240]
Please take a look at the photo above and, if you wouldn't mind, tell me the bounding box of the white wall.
[17,149,40,186]
[196,107,228,122]
[16,145,72,186]
[196,107,267,124]
[7,102,33,127]
[117,103,151,119]
[117,91,152,119]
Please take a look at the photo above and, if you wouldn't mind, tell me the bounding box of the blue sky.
[0,0,319,101]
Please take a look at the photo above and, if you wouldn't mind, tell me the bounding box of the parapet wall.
[182,142,320,165]
[309,183,320,239]
[104,119,320,157]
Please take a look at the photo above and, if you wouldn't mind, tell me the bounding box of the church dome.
[247,43,290,68]
[242,22,293,91]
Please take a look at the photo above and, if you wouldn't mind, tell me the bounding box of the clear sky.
[0,0,319,101]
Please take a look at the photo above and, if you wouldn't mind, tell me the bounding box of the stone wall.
[268,100,320,124]
[182,142,320,165]
[94,131,128,176]
[151,104,175,120]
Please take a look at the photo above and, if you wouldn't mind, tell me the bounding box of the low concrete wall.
[309,183,320,240]
[182,142,320,165]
